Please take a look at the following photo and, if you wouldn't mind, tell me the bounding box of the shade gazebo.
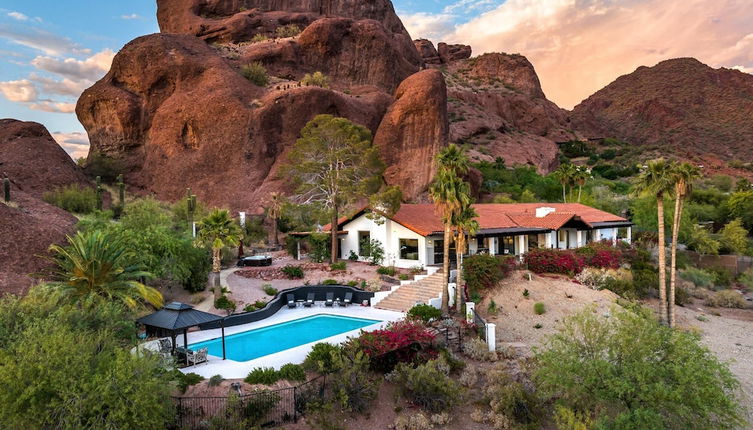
[137,302,226,360]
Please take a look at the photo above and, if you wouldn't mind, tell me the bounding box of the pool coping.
[178,305,405,379]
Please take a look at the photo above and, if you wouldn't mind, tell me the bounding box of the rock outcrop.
[571,58,753,162]
[414,39,471,65]
[0,119,89,198]
[374,69,448,200]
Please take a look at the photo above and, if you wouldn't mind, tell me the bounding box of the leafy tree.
[686,224,721,255]
[633,158,676,325]
[430,144,472,314]
[283,115,385,263]
[668,162,701,327]
[719,218,749,255]
[46,230,163,309]
[195,209,242,298]
[725,190,753,231]
[301,71,329,88]
[535,306,744,429]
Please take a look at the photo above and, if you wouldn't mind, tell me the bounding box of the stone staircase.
[374,270,446,312]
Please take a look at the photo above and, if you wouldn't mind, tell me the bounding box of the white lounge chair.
[187,347,208,366]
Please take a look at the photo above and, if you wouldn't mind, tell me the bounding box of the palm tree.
[46,230,163,309]
[633,158,676,325]
[668,162,701,327]
[553,163,577,203]
[452,204,479,310]
[195,209,242,299]
[573,166,592,203]
[268,192,283,247]
[436,143,470,175]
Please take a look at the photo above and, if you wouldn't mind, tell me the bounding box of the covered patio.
[138,302,227,363]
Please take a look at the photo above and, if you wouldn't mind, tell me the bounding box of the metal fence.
[436,325,464,352]
[172,375,326,429]
[472,308,487,341]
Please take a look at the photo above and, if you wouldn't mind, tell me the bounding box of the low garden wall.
[685,251,753,276]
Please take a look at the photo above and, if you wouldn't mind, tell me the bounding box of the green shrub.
[244,367,279,385]
[346,280,358,287]
[278,363,306,382]
[487,300,498,315]
[709,267,733,288]
[243,389,281,424]
[84,152,124,183]
[407,304,442,322]
[301,71,329,88]
[322,279,338,285]
[302,342,342,374]
[275,24,302,38]
[282,265,304,279]
[484,366,539,425]
[240,62,269,86]
[630,268,658,298]
[377,266,397,276]
[253,300,266,309]
[388,360,462,413]
[307,232,330,263]
[262,284,278,296]
[462,337,496,361]
[250,33,268,43]
[177,372,204,393]
[329,349,380,412]
[398,273,410,280]
[348,250,358,261]
[680,267,716,288]
[208,374,224,387]
[675,286,691,306]
[361,239,385,265]
[534,302,546,315]
[706,290,746,308]
[330,261,346,271]
[214,295,236,313]
[738,269,753,292]
[43,185,97,214]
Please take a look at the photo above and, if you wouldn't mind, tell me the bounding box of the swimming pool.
[188,314,381,362]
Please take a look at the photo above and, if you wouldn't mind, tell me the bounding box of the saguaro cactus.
[95,176,103,211]
[3,178,9,203]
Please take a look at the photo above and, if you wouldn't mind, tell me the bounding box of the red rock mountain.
[572,58,753,163]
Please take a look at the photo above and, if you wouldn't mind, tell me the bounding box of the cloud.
[31,49,115,82]
[28,73,90,96]
[0,23,88,56]
[52,131,90,160]
[121,14,141,20]
[407,0,753,109]
[0,79,37,102]
[29,101,76,113]
[401,12,457,42]
[7,11,28,21]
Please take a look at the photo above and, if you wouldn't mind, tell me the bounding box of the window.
[400,238,419,260]
[500,236,515,255]
[617,227,629,240]
[358,231,370,256]
[527,234,539,249]
[558,230,567,242]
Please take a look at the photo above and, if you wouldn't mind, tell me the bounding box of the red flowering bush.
[576,242,625,269]
[524,248,585,275]
[355,320,437,372]
[463,254,518,294]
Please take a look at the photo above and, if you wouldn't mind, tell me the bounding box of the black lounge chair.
[304,293,315,307]
[287,294,296,308]
[338,292,352,307]
[325,292,334,307]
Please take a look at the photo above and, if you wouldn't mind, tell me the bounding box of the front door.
[433,239,457,267]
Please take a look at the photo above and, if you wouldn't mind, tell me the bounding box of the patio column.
[489,237,496,256]
[576,230,582,248]
[221,320,226,360]
[626,226,632,244]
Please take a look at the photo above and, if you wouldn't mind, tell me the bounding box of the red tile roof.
[330,203,629,236]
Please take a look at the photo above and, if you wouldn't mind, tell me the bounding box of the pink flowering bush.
[355,320,437,372]
[524,248,585,275]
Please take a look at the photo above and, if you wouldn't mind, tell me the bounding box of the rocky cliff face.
[572,58,753,163]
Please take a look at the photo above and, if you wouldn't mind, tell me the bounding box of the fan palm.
[668,162,701,327]
[553,163,577,203]
[195,209,242,298]
[436,143,470,175]
[46,230,162,309]
[633,158,676,325]
[573,166,592,203]
[452,204,479,310]
[268,192,283,246]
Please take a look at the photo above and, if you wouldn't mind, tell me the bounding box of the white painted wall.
[340,213,427,268]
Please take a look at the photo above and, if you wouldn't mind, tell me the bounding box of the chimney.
[535,207,555,218]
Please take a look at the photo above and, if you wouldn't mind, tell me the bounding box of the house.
[328,203,632,269]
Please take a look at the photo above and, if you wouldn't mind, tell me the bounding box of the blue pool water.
[188,314,381,362]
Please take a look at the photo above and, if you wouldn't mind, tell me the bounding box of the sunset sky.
[1,0,752,159]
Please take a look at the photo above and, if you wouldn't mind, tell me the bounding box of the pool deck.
[178,304,405,379]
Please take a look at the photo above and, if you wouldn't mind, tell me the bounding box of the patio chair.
[287,293,296,308]
[187,347,209,366]
[304,292,315,307]
[339,292,353,307]
[325,292,334,307]
[158,338,172,354]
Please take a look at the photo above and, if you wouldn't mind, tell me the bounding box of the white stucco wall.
[340,214,427,269]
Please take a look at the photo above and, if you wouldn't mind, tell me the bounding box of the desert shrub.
[250,33,268,43]
[377,265,396,276]
[281,265,304,279]
[177,372,205,393]
[394,412,432,430]
[348,250,358,261]
[575,267,631,290]
[302,342,342,374]
[462,337,496,361]
[438,349,465,373]
[322,279,338,285]
[330,261,346,271]
[630,267,658,298]
[43,184,97,214]
[535,306,744,429]
[534,302,546,315]
[240,62,269,86]
[301,71,329,88]
[525,248,585,275]
[675,286,691,306]
[307,232,330,263]
[719,218,749,255]
[243,389,281,424]
[363,278,382,292]
[346,280,358,287]
[706,290,746,308]
[459,366,478,387]
[407,304,442,323]
[275,24,301,38]
[553,405,593,430]
[487,299,498,315]
[680,267,716,288]
[329,349,380,412]
[214,295,236,313]
[278,363,306,382]
[738,268,753,292]
[208,374,224,387]
[399,273,410,280]
[388,360,462,413]
[262,284,278,296]
[244,367,279,385]
[709,266,733,288]
[602,277,643,299]
[484,365,538,426]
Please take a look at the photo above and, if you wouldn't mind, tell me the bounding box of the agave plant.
[46,230,162,309]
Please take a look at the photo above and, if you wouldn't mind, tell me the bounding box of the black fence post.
[293,385,298,422]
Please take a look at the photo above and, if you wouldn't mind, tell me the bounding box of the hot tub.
[237,255,273,267]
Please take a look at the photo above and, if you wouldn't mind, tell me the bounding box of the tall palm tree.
[668,162,701,327]
[195,209,242,299]
[633,158,676,325]
[553,163,577,203]
[46,230,163,309]
[430,167,471,314]
[436,143,470,175]
[452,204,479,309]
[268,192,283,247]
[573,166,592,203]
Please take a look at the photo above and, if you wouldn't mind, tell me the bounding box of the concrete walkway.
[194,267,241,312]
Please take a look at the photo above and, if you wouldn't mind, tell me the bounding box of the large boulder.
[414,39,441,64]
[438,42,471,64]
[374,69,448,200]
[0,119,89,198]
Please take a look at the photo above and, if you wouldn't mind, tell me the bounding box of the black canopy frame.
[137,302,226,360]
